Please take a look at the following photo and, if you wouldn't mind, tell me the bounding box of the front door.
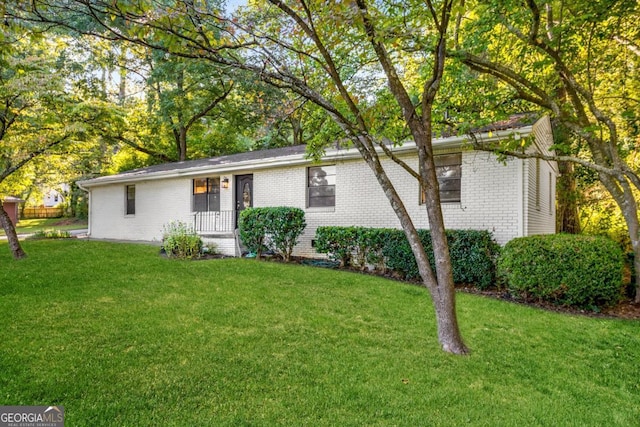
[235,174,253,227]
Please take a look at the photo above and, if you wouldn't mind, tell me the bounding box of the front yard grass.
[1,240,639,426]
[0,218,87,236]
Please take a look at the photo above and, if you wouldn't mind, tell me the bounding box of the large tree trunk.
[619,197,640,303]
[416,136,468,354]
[598,172,640,302]
[356,136,469,355]
[0,201,27,259]
[556,160,581,234]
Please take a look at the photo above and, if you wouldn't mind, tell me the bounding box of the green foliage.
[238,207,270,258]
[497,234,624,309]
[263,207,306,262]
[382,229,500,289]
[314,226,358,267]
[28,229,72,240]
[161,220,203,259]
[239,207,306,261]
[315,227,500,288]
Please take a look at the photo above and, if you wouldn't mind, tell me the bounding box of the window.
[126,185,135,215]
[421,153,462,204]
[307,165,335,208]
[193,178,220,212]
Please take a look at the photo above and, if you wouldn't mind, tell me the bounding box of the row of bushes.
[315,226,626,309]
[239,207,306,261]
[315,226,500,289]
[161,214,626,310]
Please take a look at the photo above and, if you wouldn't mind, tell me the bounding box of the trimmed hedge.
[315,226,500,288]
[497,234,624,309]
[314,227,392,269]
[239,207,306,261]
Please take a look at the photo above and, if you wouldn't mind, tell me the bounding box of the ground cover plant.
[0,218,87,236]
[1,240,639,426]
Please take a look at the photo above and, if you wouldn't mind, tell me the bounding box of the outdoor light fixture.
[221,177,230,189]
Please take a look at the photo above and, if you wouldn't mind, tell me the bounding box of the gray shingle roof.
[80,114,539,187]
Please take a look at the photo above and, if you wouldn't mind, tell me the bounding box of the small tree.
[239,207,306,261]
[264,207,306,262]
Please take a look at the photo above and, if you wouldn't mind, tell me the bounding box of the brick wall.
[88,143,555,257]
[250,149,524,258]
[89,178,193,242]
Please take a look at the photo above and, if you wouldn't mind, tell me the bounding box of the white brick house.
[78,116,558,256]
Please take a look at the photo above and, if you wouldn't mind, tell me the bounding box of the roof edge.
[78,121,538,188]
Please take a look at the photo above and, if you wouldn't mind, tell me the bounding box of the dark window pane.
[193,177,221,211]
[193,194,208,212]
[421,153,462,204]
[208,177,220,194]
[126,185,135,215]
[208,192,220,211]
[308,166,336,208]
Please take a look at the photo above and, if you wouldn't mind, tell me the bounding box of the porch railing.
[193,210,236,233]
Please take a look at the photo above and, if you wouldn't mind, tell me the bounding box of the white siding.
[525,116,557,236]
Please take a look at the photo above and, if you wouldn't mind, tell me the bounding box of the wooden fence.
[22,207,64,219]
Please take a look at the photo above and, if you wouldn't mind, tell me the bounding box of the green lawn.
[1,240,639,426]
[0,218,87,236]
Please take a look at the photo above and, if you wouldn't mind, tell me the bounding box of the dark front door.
[235,174,253,227]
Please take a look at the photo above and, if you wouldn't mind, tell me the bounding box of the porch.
[193,210,241,257]
[193,210,236,234]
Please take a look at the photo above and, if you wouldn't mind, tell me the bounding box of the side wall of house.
[525,116,557,236]
[88,178,192,242]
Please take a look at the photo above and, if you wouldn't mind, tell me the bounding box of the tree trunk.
[556,160,581,234]
[355,137,469,355]
[417,138,468,354]
[620,201,640,303]
[598,172,640,302]
[178,126,188,162]
[0,201,27,259]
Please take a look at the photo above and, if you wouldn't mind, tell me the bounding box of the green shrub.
[497,234,624,309]
[29,229,72,240]
[315,226,357,267]
[239,207,306,261]
[355,228,392,271]
[315,226,499,288]
[381,229,500,288]
[239,208,270,258]
[161,221,203,259]
[264,207,306,262]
